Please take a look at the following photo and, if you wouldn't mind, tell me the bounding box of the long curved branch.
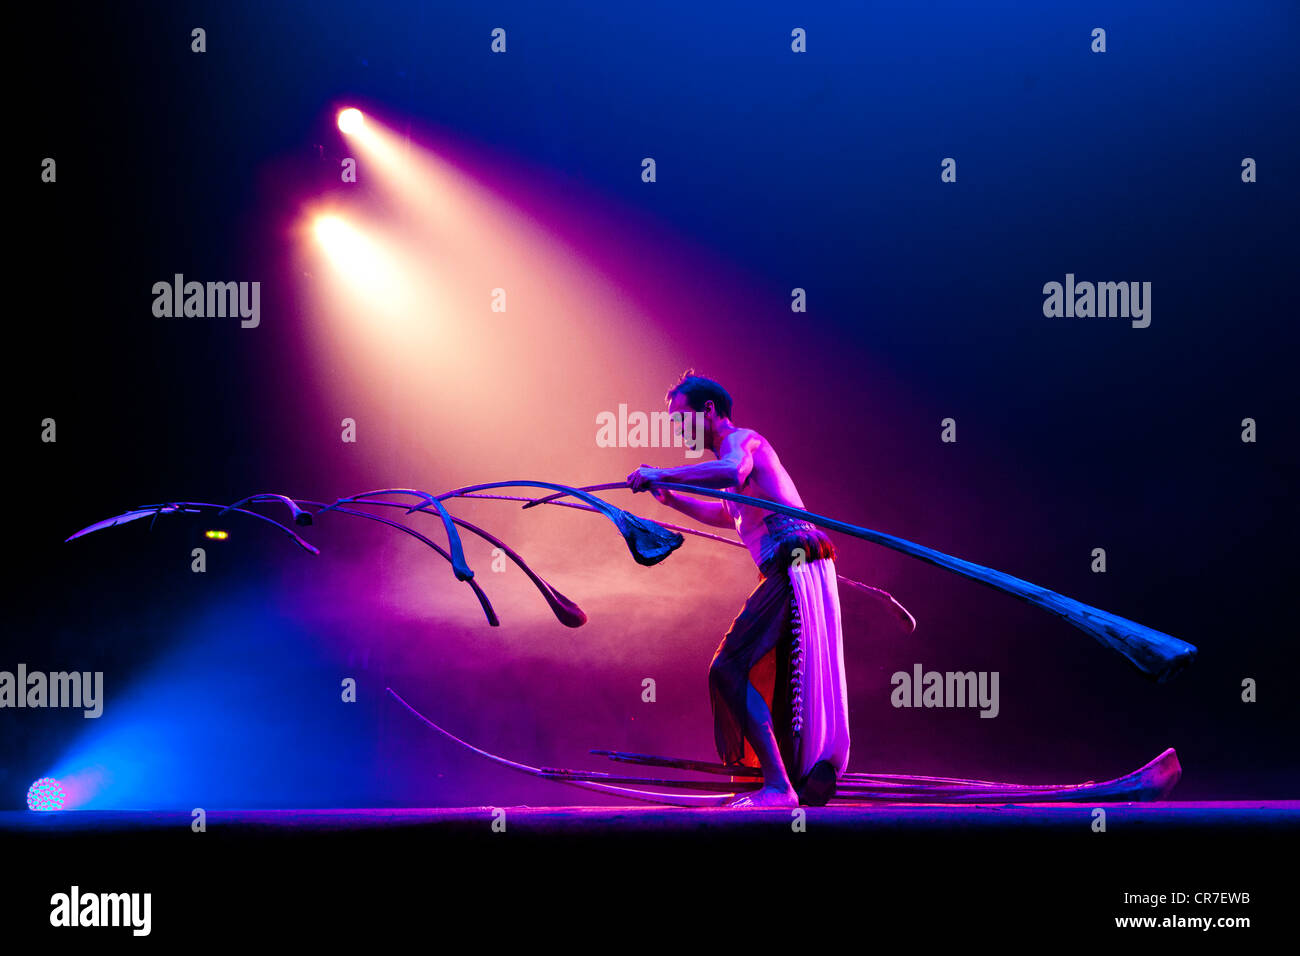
[320,489,473,581]
[220,493,313,527]
[66,492,589,629]
[436,481,682,567]
[388,687,738,807]
[66,477,1189,681]
[347,481,684,568]
[66,501,320,555]
[322,497,586,628]
[294,500,500,626]
[455,492,915,631]
[522,480,1197,683]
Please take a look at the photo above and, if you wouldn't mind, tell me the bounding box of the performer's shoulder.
[730,425,766,447]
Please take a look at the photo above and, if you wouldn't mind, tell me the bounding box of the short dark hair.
[665,369,732,418]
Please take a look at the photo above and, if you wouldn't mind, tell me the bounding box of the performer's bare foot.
[727,783,799,808]
[722,683,802,807]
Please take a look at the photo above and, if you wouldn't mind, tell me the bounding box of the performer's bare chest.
[726,477,775,565]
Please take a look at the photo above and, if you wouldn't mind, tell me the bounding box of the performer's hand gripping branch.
[627,414,754,529]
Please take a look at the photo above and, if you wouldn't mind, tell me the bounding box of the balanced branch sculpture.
[65,477,1196,682]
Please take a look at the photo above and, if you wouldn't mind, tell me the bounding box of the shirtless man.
[627,371,850,807]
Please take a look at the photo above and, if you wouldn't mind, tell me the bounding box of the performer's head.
[665,369,732,452]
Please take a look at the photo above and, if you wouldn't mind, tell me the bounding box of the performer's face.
[668,392,710,454]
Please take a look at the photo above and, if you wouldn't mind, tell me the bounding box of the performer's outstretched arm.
[648,486,734,528]
[629,430,755,490]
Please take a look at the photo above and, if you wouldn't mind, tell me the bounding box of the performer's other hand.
[627,465,661,493]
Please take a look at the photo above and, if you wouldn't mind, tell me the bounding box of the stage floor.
[5,800,1297,835]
